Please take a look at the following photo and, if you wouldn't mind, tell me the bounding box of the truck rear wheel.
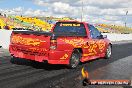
[68,50,81,69]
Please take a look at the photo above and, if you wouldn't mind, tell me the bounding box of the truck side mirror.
[103,35,107,38]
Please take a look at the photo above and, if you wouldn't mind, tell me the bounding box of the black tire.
[105,45,112,59]
[10,56,18,64]
[68,49,81,69]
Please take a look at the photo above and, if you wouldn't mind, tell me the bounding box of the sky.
[0,0,132,27]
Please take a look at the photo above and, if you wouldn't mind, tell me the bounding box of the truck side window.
[88,25,101,39]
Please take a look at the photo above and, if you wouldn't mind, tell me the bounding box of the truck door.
[88,25,106,55]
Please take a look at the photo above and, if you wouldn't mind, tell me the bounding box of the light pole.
[81,0,84,22]
[125,11,128,27]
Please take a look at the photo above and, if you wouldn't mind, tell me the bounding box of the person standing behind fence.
[4,25,10,30]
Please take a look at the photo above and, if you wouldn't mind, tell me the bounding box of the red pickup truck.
[9,21,112,68]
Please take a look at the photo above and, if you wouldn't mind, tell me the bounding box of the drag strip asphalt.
[0,43,132,88]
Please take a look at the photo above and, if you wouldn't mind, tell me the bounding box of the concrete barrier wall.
[102,33,132,41]
[0,30,13,49]
[0,30,132,49]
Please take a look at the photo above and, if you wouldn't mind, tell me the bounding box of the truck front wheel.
[68,50,81,69]
[105,45,112,59]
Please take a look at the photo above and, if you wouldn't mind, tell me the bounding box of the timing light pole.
[125,11,128,27]
[81,0,84,22]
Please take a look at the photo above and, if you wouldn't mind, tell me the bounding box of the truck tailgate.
[10,31,51,55]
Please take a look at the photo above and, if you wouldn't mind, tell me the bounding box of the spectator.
[4,25,10,30]
[4,14,6,17]
[39,27,42,31]
[32,25,35,31]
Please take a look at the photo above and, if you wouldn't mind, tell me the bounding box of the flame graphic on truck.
[11,35,46,46]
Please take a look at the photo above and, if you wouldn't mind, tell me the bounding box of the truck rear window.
[54,22,87,36]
